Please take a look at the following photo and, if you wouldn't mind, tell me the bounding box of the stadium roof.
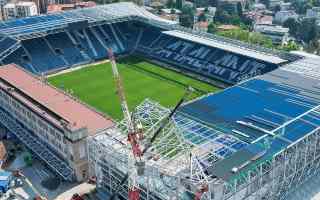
[179,57,320,181]
[0,2,176,38]
[0,2,302,63]
[0,64,114,134]
[163,30,287,64]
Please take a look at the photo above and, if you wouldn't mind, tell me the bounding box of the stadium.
[0,2,319,200]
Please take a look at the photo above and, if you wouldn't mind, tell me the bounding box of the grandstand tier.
[1,3,319,200]
[0,2,300,85]
[179,58,320,183]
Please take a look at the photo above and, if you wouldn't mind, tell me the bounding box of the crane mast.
[108,48,142,200]
[108,49,134,133]
[108,48,202,200]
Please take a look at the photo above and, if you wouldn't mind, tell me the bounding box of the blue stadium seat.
[46,32,89,66]
[22,38,66,72]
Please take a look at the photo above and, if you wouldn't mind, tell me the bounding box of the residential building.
[252,3,266,10]
[254,24,289,45]
[16,2,38,18]
[306,7,320,19]
[280,2,291,11]
[268,0,282,9]
[218,0,246,14]
[47,1,96,13]
[274,10,298,24]
[244,10,273,25]
[3,3,15,20]
[159,8,181,22]
[194,7,216,23]
[193,21,209,31]
[0,0,7,20]
[3,1,38,20]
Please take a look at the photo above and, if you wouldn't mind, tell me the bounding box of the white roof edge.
[163,30,287,64]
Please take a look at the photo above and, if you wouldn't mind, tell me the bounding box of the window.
[50,128,55,136]
[55,132,61,141]
[79,143,86,160]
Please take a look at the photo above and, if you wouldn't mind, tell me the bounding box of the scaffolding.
[88,98,320,200]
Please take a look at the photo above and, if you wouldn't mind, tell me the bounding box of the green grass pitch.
[48,57,220,120]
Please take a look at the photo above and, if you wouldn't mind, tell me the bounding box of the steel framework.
[88,98,320,200]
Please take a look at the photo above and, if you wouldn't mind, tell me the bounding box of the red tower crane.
[107,48,194,200]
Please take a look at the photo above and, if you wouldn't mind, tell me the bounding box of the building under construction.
[0,2,318,199]
[88,56,320,200]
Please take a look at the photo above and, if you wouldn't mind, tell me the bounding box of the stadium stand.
[0,3,319,198]
[0,34,21,62]
[178,57,320,182]
[0,2,301,84]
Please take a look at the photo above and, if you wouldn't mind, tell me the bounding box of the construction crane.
[108,48,144,199]
[107,48,194,200]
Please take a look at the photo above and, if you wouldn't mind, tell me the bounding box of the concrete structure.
[193,21,209,31]
[254,24,289,45]
[158,9,181,22]
[306,7,320,19]
[280,2,292,11]
[0,3,313,200]
[3,3,15,20]
[47,1,96,13]
[244,10,273,25]
[194,7,216,23]
[218,0,246,14]
[274,10,298,24]
[252,3,266,10]
[0,64,114,181]
[0,0,7,20]
[268,0,282,9]
[3,1,38,20]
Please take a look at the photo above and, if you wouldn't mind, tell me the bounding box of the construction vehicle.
[107,48,196,200]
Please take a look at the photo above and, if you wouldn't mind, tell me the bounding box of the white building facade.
[3,1,38,20]
[254,24,289,45]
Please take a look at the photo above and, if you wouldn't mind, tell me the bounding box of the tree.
[207,23,217,33]
[292,0,312,14]
[237,2,243,17]
[281,41,300,51]
[166,0,175,9]
[283,18,299,36]
[24,152,33,166]
[260,0,270,8]
[298,18,318,43]
[307,39,320,55]
[214,10,231,24]
[180,5,195,27]
[194,0,209,7]
[176,0,183,9]
[198,13,207,22]
[217,29,274,48]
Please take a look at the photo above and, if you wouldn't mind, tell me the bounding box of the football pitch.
[48,57,220,120]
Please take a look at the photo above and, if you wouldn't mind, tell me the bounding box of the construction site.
[0,3,319,200]
[88,50,320,200]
